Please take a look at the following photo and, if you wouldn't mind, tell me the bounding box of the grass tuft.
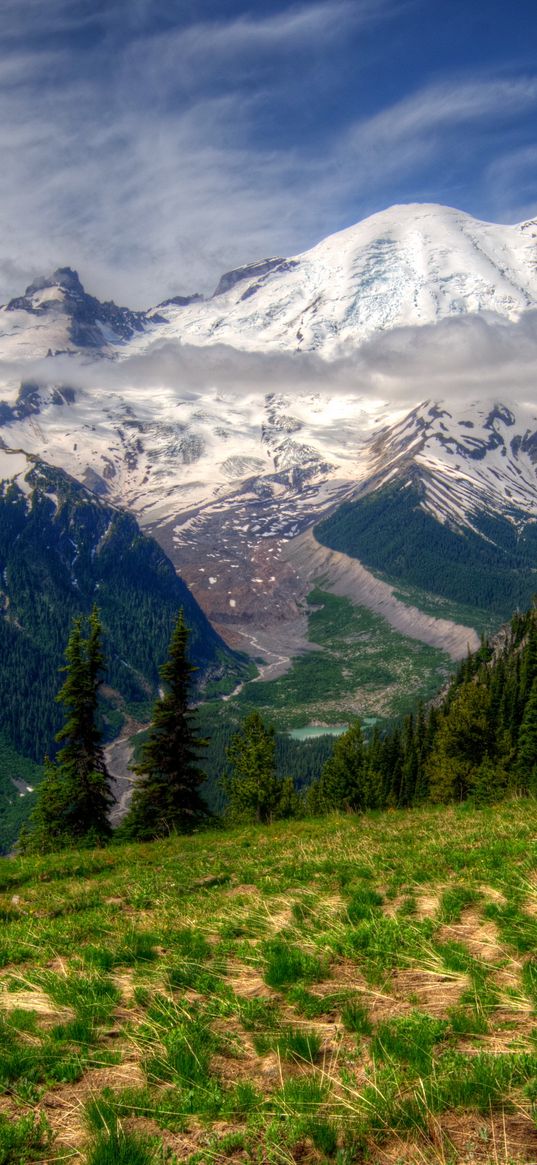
[263,938,325,987]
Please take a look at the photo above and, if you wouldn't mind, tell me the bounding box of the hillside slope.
[2,805,537,1163]
[1,205,537,683]
[0,448,246,849]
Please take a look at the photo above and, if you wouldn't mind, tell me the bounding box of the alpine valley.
[2,201,537,838]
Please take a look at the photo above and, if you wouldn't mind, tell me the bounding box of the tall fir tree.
[123,610,208,839]
[22,607,113,852]
[427,681,491,803]
[516,676,537,795]
[315,720,367,812]
[223,712,282,824]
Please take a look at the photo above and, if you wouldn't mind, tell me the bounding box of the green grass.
[195,589,454,745]
[3,802,537,1161]
[86,1129,159,1165]
[390,579,501,638]
[0,1111,51,1163]
[230,589,453,727]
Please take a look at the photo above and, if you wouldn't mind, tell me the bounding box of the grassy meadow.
[2,803,537,1163]
[230,590,453,728]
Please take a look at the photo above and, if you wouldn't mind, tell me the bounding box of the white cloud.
[0,2,536,307]
[352,77,537,143]
[2,311,537,411]
[328,78,537,208]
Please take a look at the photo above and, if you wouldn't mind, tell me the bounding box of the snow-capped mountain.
[3,203,536,362]
[1,202,537,653]
[141,203,537,356]
[366,400,537,532]
[0,266,151,359]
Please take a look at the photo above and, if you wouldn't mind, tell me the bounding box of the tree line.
[21,600,537,853]
[306,603,537,814]
[315,479,537,618]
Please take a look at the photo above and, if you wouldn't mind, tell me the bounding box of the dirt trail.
[224,624,320,690]
[283,529,480,659]
[105,718,145,824]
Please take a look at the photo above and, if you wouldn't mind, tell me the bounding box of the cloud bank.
[1,312,537,416]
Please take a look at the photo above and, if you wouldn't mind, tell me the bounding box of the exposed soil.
[284,530,480,660]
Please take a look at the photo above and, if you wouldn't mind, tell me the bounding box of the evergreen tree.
[399,714,418,807]
[123,611,208,839]
[278,776,300,819]
[23,758,72,852]
[469,756,509,805]
[224,712,282,824]
[516,677,537,794]
[520,616,537,700]
[381,726,403,806]
[412,705,429,803]
[22,607,113,852]
[427,681,491,802]
[315,720,367,812]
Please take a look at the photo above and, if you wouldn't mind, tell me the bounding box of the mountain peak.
[145,202,537,357]
[25,267,85,298]
[4,266,147,353]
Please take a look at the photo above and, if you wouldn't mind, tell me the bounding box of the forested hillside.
[0,458,247,847]
[315,476,537,619]
[309,602,537,813]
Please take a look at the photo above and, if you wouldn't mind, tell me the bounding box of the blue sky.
[1,0,536,306]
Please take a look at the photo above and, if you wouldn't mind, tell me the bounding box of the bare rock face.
[4,266,148,352]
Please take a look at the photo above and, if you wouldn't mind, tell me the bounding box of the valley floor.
[2,803,537,1163]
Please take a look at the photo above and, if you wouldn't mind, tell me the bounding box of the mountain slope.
[0,266,152,359]
[0,448,246,849]
[315,400,537,618]
[1,203,537,668]
[141,203,537,356]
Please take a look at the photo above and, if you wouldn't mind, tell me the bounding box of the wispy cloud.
[486,145,537,223]
[352,77,537,142]
[0,1,536,307]
[328,77,537,210]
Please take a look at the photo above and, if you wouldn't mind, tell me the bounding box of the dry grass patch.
[437,909,505,965]
[414,892,441,920]
[42,1059,146,1151]
[439,1110,537,1164]
[225,883,258,898]
[226,960,274,999]
[0,986,74,1027]
[479,885,507,905]
[391,967,468,1015]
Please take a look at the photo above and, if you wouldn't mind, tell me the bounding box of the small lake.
[288,725,347,741]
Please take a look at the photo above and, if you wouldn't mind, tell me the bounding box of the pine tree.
[224,712,282,824]
[24,758,72,852]
[278,776,300,819]
[412,705,429,803]
[123,611,208,839]
[399,714,418,807]
[382,726,403,807]
[22,607,113,852]
[427,681,491,802]
[316,720,366,812]
[518,617,537,724]
[516,677,537,794]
